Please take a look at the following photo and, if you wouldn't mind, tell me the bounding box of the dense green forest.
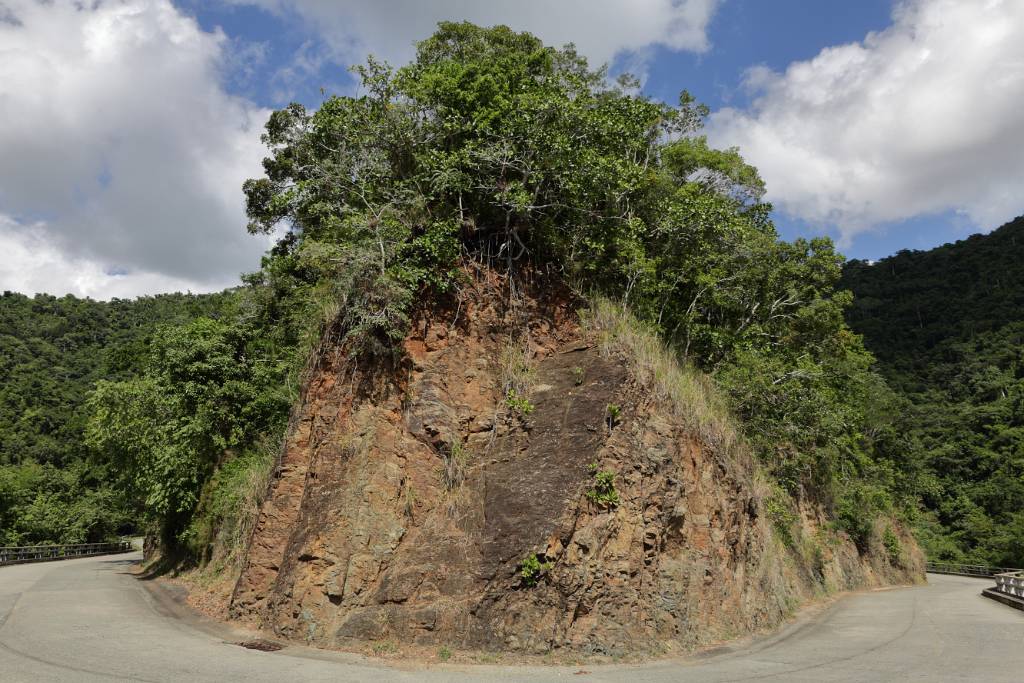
[4,24,928,571]
[843,216,1024,567]
[0,291,231,545]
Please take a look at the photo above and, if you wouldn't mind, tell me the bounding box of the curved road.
[1,553,1022,682]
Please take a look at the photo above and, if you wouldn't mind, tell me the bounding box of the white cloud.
[0,216,214,299]
[708,0,1024,241]
[0,0,271,299]
[232,0,720,69]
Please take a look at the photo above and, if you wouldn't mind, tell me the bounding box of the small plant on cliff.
[572,366,585,386]
[519,553,553,587]
[585,463,620,508]
[506,389,535,416]
[605,403,621,432]
[765,490,798,548]
[883,526,903,567]
[438,646,453,661]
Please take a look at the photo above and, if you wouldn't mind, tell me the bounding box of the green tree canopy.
[238,22,912,517]
[86,318,289,543]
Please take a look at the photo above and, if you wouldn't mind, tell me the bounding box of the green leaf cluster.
[241,22,771,359]
[585,463,620,508]
[519,552,553,587]
[85,317,290,546]
[505,388,535,416]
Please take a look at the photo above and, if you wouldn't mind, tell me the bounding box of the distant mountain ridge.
[843,216,1024,379]
[841,216,1024,566]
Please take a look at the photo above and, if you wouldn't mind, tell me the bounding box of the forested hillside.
[2,26,931,622]
[0,291,231,545]
[843,216,1024,567]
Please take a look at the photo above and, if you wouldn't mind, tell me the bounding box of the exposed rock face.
[230,271,924,656]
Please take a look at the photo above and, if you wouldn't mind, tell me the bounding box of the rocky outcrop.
[229,270,923,656]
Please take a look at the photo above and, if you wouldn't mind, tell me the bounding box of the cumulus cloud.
[232,0,720,69]
[0,216,209,299]
[0,0,270,298]
[708,0,1024,240]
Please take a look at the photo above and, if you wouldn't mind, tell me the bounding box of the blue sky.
[182,1,895,106]
[638,0,910,259]
[643,1,896,107]
[179,0,1019,262]
[1,0,1022,297]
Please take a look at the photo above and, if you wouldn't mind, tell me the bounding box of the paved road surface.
[1,552,1022,681]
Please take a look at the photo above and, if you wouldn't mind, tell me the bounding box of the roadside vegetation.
[0,290,231,545]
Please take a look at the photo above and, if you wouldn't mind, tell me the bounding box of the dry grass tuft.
[440,441,469,491]
[497,336,536,399]
[580,297,748,473]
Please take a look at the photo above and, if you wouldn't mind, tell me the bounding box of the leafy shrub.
[765,490,799,548]
[833,482,892,553]
[585,463,620,508]
[519,553,553,587]
[883,526,903,567]
[605,403,622,430]
[505,389,535,416]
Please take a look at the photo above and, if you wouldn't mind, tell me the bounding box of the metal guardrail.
[926,561,1024,578]
[0,542,133,566]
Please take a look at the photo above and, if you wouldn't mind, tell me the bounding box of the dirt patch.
[236,638,284,652]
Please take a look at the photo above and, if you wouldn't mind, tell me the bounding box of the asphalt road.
[1,552,1022,682]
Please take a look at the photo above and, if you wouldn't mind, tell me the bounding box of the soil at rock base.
[222,268,924,658]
